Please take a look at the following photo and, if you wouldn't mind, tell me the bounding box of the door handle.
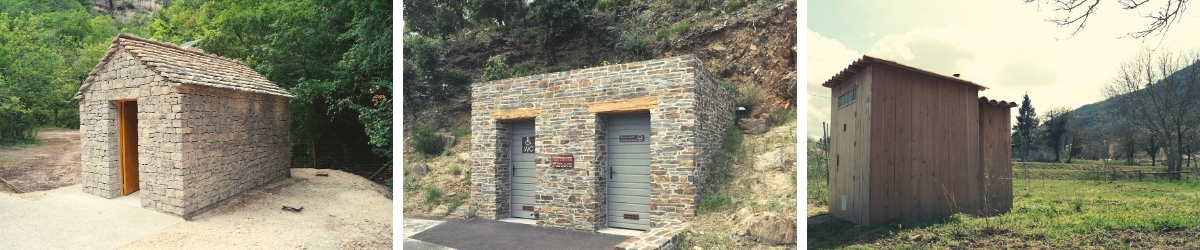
[610,167,614,179]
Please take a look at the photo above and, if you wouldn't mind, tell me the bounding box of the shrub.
[769,107,797,127]
[447,68,469,85]
[725,0,741,12]
[768,199,780,212]
[735,83,763,108]
[699,191,734,214]
[424,186,444,205]
[482,55,512,81]
[450,126,470,138]
[451,165,462,176]
[513,61,536,77]
[655,27,671,40]
[619,32,651,55]
[410,120,444,155]
[673,20,691,35]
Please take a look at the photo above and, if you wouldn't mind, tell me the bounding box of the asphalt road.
[408,218,630,250]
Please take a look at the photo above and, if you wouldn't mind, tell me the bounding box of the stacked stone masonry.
[78,34,291,217]
[470,55,735,233]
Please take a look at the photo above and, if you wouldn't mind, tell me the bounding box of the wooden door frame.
[117,99,139,195]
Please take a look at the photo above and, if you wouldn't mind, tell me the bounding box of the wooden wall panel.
[828,65,872,225]
[978,105,1013,215]
[863,64,983,225]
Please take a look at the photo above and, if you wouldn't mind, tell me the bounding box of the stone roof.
[75,33,292,99]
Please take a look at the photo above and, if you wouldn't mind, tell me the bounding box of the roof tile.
[76,34,292,99]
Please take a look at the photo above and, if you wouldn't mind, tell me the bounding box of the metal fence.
[291,142,391,184]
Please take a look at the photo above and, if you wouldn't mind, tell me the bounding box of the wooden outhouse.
[821,55,1015,225]
[75,34,292,217]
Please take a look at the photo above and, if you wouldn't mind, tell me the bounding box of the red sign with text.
[550,154,574,168]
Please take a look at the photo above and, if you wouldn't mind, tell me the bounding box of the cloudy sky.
[804,0,1200,139]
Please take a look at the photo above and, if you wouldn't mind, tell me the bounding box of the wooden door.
[118,100,139,195]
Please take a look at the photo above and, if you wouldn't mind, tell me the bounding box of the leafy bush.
[533,0,585,31]
[725,0,741,12]
[409,120,444,155]
[735,84,763,108]
[655,27,671,40]
[424,186,444,205]
[482,55,512,81]
[451,165,462,176]
[447,68,469,85]
[513,60,536,77]
[673,20,691,35]
[620,32,651,55]
[699,191,734,214]
[450,126,470,138]
[769,107,797,127]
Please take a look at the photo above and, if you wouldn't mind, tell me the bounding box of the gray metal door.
[510,120,537,219]
[606,113,651,230]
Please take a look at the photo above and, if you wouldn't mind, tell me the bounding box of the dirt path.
[0,129,81,193]
[121,168,394,249]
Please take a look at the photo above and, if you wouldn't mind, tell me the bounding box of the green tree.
[532,0,585,34]
[1013,93,1039,162]
[1042,107,1072,162]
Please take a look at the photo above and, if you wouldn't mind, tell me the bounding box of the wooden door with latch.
[118,100,139,195]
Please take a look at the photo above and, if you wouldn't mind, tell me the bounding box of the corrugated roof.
[821,55,989,91]
[75,33,292,99]
[979,96,1018,108]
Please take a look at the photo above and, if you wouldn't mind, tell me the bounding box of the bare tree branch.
[1023,0,1190,40]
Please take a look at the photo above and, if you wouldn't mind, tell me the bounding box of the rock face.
[93,0,164,23]
[409,163,428,176]
[741,212,796,245]
[738,118,768,134]
[754,149,784,172]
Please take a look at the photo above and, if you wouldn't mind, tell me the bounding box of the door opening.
[118,100,139,195]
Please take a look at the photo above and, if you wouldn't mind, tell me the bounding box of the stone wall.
[80,47,290,217]
[176,85,291,217]
[470,55,735,231]
[80,47,180,208]
[689,64,736,219]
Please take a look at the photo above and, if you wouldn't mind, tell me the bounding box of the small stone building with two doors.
[75,34,292,217]
[470,55,735,245]
[821,55,1016,226]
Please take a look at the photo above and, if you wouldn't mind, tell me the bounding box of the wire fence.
[291,142,391,184]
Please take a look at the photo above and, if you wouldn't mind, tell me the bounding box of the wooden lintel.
[588,96,658,114]
[491,108,539,120]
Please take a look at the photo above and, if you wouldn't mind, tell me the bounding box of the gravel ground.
[120,168,394,249]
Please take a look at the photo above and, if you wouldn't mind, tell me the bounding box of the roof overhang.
[821,55,990,91]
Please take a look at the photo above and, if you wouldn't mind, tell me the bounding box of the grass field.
[807,159,1200,248]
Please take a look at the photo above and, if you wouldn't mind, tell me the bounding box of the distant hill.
[1070,59,1200,135]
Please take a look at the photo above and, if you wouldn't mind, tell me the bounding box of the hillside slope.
[407,0,796,129]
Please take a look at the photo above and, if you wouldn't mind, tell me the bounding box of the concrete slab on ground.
[409,218,630,250]
[0,185,183,250]
[404,218,455,250]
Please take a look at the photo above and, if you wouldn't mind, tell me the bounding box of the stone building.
[75,34,292,218]
[470,55,735,246]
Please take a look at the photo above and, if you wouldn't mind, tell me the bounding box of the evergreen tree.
[1013,93,1039,162]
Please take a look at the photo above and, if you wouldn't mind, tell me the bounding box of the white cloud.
[806,28,861,139]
